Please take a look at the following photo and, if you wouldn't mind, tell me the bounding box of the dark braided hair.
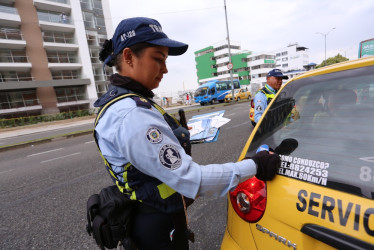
[99,39,115,67]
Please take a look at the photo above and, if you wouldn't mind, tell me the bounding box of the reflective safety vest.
[93,86,190,213]
[257,84,276,104]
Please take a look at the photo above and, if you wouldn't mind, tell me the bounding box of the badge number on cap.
[120,30,136,41]
[159,144,182,170]
[146,127,163,143]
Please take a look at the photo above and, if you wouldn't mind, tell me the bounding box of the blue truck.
[194,79,240,105]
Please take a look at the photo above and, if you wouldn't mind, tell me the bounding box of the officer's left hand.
[250,150,281,181]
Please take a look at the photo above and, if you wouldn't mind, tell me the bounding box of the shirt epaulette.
[130,95,152,109]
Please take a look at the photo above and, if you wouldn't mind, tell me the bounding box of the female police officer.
[94,17,280,250]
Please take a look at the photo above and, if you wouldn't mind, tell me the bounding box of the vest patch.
[256,105,263,111]
[146,127,163,143]
[159,144,182,170]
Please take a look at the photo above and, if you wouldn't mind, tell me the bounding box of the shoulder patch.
[146,127,163,143]
[256,105,263,111]
[130,96,152,109]
[159,144,182,170]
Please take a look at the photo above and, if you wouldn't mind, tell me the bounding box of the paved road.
[0,103,204,149]
[0,101,253,249]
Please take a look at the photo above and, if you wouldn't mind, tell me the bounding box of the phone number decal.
[279,155,329,186]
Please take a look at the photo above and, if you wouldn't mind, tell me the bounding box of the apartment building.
[273,43,309,80]
[0,0,113,119]
[245,43,309,92]
[194,40,251,88]
[245,52,276,93]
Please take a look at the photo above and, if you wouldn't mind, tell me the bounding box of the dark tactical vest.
[93,86,191,213]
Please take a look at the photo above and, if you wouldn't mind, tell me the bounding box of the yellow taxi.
[225,89,252,103]
[249,99,256,126]
[221,56,374,249]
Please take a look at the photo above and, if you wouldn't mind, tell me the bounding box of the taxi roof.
[283,56,374,89]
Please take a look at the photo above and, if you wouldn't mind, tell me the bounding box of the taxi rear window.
[246,66,374,200]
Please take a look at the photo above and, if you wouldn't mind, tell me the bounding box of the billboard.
[358,38,374,58]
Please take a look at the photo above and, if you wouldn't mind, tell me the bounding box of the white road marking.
[84,141,95,144]
[224,121,250,129]
[40,152,81,163]
[0,169,14,175]
[225,113,236,117]
[27,148,63,157]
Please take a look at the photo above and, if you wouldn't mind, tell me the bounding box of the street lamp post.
[223,0,235,103]
[316,27,336,66]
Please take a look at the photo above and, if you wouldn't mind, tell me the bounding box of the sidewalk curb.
[0,129,93,152]
[0,101,243,152]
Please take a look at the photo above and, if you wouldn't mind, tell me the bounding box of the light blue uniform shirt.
[95,97,257,199]
[254,84,276,123]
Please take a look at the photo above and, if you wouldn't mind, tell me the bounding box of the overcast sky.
[108,0,374,96]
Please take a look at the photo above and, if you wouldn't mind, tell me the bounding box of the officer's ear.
[122,48,133,66]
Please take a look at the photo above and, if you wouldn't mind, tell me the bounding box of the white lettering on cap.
[120,30,136,42]
[149,24,163,33]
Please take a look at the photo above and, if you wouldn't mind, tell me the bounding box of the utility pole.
[316,27,336,66]
[224,0,235,103]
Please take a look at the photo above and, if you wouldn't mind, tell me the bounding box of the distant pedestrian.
[162,97,167,106]
[60,12,67,23]
[166,97,169,107]
[185,94,190,105]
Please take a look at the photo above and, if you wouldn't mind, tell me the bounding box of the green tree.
[316,53,349,68]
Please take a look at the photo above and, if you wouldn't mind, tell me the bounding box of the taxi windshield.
[245,66,374,200]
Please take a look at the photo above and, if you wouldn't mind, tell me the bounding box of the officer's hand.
[251,150,281,181]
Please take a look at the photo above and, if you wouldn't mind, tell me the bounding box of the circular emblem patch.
[256,105,263,111]
[159,144,182,170]
[146,127,163,143]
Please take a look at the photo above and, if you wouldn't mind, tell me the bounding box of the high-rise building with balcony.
[194,40,251,88]
[273,43,309,80]
[245,52,276,93]
[0,0,113,119]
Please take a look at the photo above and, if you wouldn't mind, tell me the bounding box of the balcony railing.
[43,35,74,44]
[0,28,23,40]
[52,73,79,80]
[0,5,18,15]
[93,74,110,81]
[0,74,34,82]
[56,94,86,103]
[38,12,71,24]
[0,99,40,109]
[44,0,69,4]
[47,56,77,63]
[0,55,29,63]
